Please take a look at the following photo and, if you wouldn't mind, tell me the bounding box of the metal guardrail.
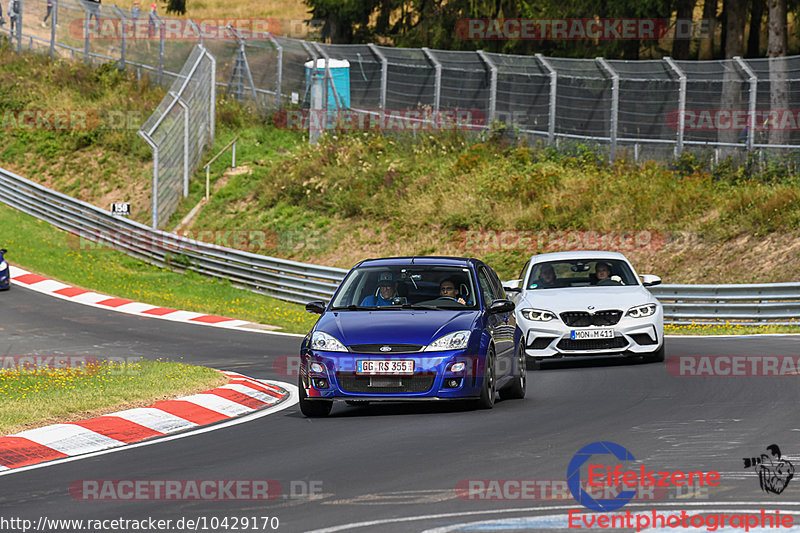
[1,165,798,322]
[0,166,348,305]
[650,284,800,326]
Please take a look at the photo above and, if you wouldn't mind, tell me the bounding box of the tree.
[698,0,717,59]
[719,0,747,147]
[672,0,696,60]
[768,0,788,145]
[747,0,765,57]
[166,0,186,15]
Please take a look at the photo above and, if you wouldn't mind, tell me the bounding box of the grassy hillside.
[1,44,800,286]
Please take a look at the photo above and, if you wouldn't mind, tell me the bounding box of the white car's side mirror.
[640,274,661,287]
[502,279,522,292]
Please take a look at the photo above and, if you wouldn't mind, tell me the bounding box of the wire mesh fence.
[5,0,800,171]
[138,44,215,229]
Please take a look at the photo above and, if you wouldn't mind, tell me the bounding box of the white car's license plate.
[356,360,415,375]
[571,329,614,340]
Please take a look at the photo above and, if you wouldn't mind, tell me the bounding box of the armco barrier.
[650,283,800,325]
[1,165,798,323]
[0,166,347,304]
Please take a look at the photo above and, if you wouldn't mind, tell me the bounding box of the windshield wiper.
[378,304,439,310]
[330,304,376,311]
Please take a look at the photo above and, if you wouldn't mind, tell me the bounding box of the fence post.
[422,47,441,114]
[664,57,686,158]
[596,57,619,163]
[118,8,127,69]
[83,5,90,62]
[137,131,159,228]
[734,56,757,153]
[158,18,164,84]
[536,53,557,146]
[314,43,343,109]
[476,50,497,125]
[49,0,57,59]
[368,43,387,110]
[170,91,189,198]
[268,33,283,109]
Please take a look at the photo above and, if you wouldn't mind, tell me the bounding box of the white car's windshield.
[331,266,478,310]
[526,260,638,289]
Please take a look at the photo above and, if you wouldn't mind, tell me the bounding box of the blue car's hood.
[316,310,478,347]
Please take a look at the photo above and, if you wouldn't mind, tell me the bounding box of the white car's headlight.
[424,330,471,352]
[310,331,348,352]
[626,304,657,318]
[520,308,556,322]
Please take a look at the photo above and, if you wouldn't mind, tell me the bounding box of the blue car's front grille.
[336,373,436,394]
[347,344,424,354]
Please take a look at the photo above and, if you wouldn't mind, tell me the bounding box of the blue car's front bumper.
[0,268,9,290]
[301,349,486,401]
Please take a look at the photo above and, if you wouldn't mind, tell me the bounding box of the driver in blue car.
[439,278,467,305]
[361,271,398,306]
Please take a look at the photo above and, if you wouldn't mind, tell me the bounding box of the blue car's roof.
[356,256,479,268]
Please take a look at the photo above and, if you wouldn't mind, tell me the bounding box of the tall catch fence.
[138,45,215,229]
[5,0,800,166]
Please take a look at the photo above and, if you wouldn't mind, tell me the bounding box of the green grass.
[0,359,227,434]
[665,323,800,335]
[0,203,318,334]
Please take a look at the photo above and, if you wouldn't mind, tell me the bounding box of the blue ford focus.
[299,257,525,417]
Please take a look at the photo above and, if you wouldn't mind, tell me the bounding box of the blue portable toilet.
[304,58,351,116]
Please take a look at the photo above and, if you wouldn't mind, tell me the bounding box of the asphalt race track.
[2,285,800,532]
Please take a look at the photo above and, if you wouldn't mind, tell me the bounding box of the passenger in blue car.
[360,271,398,306]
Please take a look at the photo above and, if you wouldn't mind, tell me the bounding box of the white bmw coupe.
[504,251,664,367]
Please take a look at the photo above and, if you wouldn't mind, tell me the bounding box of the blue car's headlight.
[424,330,470,352]
[310,331,348,352]
[520,308,556,321]
[626,304,657,318]
[0,261,6,271]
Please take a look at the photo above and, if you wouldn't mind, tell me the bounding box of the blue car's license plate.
[356,360,415,375]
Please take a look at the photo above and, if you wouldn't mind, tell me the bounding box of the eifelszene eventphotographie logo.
[567,441,721,512]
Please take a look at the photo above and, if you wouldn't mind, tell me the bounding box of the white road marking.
[12,424,122,455]
[112,407,198,433]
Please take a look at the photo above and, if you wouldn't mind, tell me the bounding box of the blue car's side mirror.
[305,301,326,314]
[488,299,515,314]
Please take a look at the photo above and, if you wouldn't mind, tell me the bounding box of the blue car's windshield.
[331,266,479,310]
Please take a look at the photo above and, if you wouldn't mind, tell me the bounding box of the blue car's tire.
[474,349,496,410]
[499,345,526,400]
[298,375,333,418]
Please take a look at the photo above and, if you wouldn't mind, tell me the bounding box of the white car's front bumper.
[521,313,663,359]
